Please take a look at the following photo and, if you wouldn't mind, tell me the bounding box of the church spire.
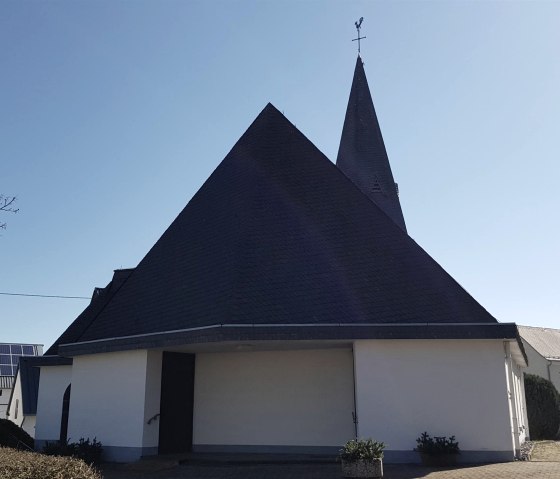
[336,56,407,232]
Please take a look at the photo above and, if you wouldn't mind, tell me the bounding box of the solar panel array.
[0,344,40,376]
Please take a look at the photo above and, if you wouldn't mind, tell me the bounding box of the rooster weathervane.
[352,17,366,54]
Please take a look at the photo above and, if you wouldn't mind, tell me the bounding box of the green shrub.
[339,438,386,461]
[414,432,460,455]
[43,437,103,464]
[0,447,101,479]
[525,373,560,440]
[0,419,34,450]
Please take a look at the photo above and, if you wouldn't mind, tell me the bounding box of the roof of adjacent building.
[336,56,406,231]
[19,357,40,415]
[52,102,522,357]
[8,356,41,416]
[519,325,560,360]
[0,376,14,389]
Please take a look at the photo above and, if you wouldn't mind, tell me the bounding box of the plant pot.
[341,458,383,478]
[419,452,459,467]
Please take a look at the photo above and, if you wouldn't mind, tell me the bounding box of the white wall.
[21,416,36,438]
[68,350,148,451]
[354,340,514,458]
[193,348,355,449]
[551,361,560,394]
[35,365,72,444]
[7,370,23,427]
[522,340,560,393]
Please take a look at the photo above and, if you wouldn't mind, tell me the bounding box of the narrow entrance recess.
[158,352,195,454]
[60,384,71,443]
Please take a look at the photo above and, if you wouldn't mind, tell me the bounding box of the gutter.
[57,322,525,359]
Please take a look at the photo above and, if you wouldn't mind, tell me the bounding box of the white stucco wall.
[67,349,161,461]
[354,340,515,460]
[68,350,148,454]
[35,365,72,445]
[7,370,23,427]
[522,340,560,393]
[551,361,560,394]
[193,348,355,450]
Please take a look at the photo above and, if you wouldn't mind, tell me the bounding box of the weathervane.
[352,17,366,54]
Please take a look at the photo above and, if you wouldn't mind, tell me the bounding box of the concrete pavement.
[101,442,560,479]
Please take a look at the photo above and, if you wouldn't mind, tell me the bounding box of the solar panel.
[0,343,41,378]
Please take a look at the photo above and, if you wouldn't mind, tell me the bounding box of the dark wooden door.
[158,352,195,454]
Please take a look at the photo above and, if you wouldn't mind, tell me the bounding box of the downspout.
[504,342,520,455]
[351,343,358,439]
[547,360,552,382]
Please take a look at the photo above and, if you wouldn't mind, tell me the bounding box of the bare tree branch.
[0,194,19,231]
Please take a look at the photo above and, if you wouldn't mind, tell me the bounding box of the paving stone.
[101,459,560,479]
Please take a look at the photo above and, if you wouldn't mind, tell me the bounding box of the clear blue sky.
[1,1,559,350]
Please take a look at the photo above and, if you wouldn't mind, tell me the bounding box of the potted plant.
[414,431,460,467]
[340,438,386,478]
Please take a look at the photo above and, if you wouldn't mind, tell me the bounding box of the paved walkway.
[102,462,560,479]
[101,443,560,479]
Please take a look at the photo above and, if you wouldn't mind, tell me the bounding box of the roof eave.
[58,322,521,357]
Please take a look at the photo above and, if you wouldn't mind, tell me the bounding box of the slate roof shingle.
[52,103,519,356]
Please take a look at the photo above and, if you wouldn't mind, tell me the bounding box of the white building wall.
[513,364,528,442]
[193,348,355,452]
[551,361,560,394]
[522,340,552,380]
[35,365,72,446]
[521,340,560,393]
[7,372,23,427]
[21,416,36,438]
[68,350,154,462]
[354,339,515,463]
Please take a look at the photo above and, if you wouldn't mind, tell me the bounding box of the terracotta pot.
[341,458,383,478]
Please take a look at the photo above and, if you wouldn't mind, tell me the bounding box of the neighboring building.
[0,343,42,421]
[518,325,560,392]
[7,356,41,437]
[34,56,528,463]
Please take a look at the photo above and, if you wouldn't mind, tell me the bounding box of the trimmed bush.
[414,431,460,455]
[524,373,560,440]
[0,447,101,479]
[339,438,386,461]
[0,419,34,450]
[43,437,103,465]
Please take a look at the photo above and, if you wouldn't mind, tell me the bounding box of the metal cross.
[352,17,366,54]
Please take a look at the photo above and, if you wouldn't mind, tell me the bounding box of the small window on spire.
[372,176,382,193]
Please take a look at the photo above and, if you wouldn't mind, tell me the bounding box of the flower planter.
[419,452,459,468]
[341,458,383,478]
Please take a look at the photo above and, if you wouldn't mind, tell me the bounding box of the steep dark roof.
[336,56,406,231]
[46,269,134,355]
[55,103,513,356]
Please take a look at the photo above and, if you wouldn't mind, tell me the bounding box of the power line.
[0,292,90,300]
